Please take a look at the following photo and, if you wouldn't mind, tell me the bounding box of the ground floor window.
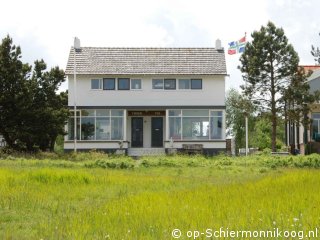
[68,109,124,141]
[169,109,223,140]
[312,113,320,141]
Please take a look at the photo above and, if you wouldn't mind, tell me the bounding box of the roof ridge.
[71,47,221,50]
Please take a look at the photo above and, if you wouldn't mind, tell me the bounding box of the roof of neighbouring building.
[65,47,227,75]
[301,65,320,72]
[308,69,320,92]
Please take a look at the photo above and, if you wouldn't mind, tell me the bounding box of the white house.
[286,66,320,154]
[64,42,227,155]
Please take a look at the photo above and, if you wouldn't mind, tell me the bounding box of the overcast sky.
[1,0,319,91]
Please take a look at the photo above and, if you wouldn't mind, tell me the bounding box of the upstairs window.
[191,79,202,89]
[118,78,130,90]
[103,78,115,90]
[178,79,190,89]
[153,79,176,90]
[178,79,202,90]
[164,79,176,90]
[131,79,142,90]
[91,79,102,89]
[152,79,163,89]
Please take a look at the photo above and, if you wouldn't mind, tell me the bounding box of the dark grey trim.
[165,148,226,156]
[103,78,116,90]
[164,140,226,143]
[64,140,129,143]
[118,78,130,90]
[64,148,127,154]
[68,106,226,110]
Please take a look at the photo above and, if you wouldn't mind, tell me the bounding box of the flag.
[228,41,237,55]
[228,36,247,55]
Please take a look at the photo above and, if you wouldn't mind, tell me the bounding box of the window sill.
[164,140,225,142]
[65,140,128,143]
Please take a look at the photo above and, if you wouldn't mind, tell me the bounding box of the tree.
[250,114,285,150]
[0,35,68,152]
[311,33,320,65]
[0,35,31,149]
[22,60,69,151]
[225,88,255,152]
[239,21,299,152]
[283,67,320,152]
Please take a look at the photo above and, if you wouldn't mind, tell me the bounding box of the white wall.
[64,141,129,150]
[68,75,225,107]
[164,141,226,149]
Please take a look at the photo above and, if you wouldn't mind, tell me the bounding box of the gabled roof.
[65,47,227,75]
[308,69,320,81]
[301,65,320,72]
[308,69,320,92]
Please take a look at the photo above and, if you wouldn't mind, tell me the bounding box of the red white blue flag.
[228,36,247,55]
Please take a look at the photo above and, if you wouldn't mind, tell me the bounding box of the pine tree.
[0,35,68,151]
[311,33,320,65]
[239,21,299,152]
[0,35,31,149]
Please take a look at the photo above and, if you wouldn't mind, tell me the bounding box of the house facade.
[64,45,227,155]
[286,66,320,154]
[307,68,320,152]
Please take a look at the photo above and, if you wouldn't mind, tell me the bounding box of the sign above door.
[128,111,165,116]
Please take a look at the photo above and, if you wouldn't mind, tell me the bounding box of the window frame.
[178,79,190,90]
[103,78,116,90]
[118,78,130,90]
[312,113,320,141]
[209,110,223,140]
[164,79,176,90]
[131,79,142,90]
[191,79,202,89]
[68,109,124,141]
[168,109,224,140]
[152,79,164,90]
[91,79,102,90]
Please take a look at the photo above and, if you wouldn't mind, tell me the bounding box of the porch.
[64,108,226,155]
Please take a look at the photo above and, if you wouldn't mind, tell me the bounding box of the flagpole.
[227,33,249,156]
[244,32,249,157]
[73,42,77,153]
[73,37,81,153]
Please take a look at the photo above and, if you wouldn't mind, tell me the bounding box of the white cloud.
[1,0,318,92]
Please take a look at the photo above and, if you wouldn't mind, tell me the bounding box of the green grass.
[0,154,320,239]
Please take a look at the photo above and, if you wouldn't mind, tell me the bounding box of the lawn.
[0,153,320,239]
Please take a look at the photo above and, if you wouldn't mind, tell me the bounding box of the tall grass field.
[0,153,320,239]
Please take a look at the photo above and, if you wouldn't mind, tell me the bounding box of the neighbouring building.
[64,41,227,155]
[307,67,320,153]
[286,66,320,154]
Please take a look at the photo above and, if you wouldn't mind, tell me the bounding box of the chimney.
[215,39,222,50]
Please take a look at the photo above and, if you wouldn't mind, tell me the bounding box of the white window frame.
[178,79,191,90]
[168,109,225,140]
[91,79,102,90]
[131,79,142,90]
[152,79,164,90]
